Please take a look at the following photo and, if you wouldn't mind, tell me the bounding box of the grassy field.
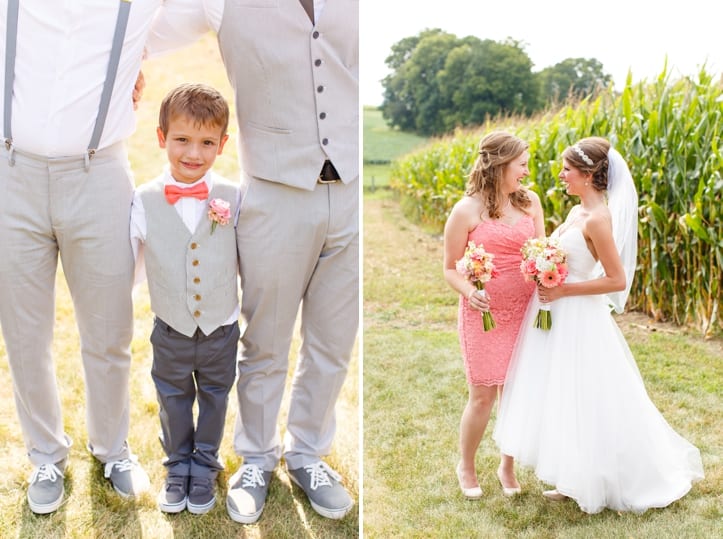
[363,190,722,538]
[362,107,428,189]
[0,33,359,539]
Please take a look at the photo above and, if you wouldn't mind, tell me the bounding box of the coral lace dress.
[458,215,535,386]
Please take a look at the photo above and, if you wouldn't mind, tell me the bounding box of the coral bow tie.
[164,182,209,204]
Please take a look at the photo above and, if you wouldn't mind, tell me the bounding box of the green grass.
[0,33,358,539]
[363,190,723,538]
[363,106,428,188]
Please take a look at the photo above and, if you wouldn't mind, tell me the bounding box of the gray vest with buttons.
[216,0,359,190]
[140,177,239,337]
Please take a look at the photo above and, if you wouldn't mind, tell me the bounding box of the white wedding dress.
[493,226,704,514]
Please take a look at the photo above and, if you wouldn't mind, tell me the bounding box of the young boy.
[130,83,240,514]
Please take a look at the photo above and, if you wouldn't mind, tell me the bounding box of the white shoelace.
[303,461,341,491]
[103,457,135,478]
[240,464,267,488]
[30,463,64,483]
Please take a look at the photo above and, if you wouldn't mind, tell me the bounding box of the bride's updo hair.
[466,131,532,219]
[562,136,611,191]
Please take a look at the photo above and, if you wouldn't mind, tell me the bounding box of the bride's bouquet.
[520,237,568,330]
[456,241,499,331]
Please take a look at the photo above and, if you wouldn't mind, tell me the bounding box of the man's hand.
[132,70,145,110]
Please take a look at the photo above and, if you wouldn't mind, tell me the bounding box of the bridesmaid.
[443,131,545,498]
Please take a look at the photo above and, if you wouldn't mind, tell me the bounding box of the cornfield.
[389,68,722,337]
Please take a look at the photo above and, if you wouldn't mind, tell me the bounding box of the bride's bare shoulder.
[584,207,614,238]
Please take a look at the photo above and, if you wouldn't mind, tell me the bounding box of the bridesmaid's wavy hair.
[562,136,611,191]
[466,131,532,219]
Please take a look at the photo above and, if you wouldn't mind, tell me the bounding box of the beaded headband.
[572,144,594,166]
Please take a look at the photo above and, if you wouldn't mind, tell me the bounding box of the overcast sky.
[360,0,722,106]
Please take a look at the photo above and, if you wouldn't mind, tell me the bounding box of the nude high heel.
[542,489,567,501]
[496,468,521,497]
[456,463,483,500]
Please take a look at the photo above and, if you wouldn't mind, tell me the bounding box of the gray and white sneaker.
[187,476,216,515]
[157,474,188,513]
[225,464,272,524]
[104,457,150,498]
[287,461,353,519]
[27,460,66,514]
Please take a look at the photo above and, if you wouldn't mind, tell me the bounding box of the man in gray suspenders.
[0,0,165,513]
[148,0,359,524]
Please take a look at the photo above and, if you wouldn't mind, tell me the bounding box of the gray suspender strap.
[88,0,133,154]
[2,0,131,159]
[3,0,19,148]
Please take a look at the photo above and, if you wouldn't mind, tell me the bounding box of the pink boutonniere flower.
[208,198,231,235]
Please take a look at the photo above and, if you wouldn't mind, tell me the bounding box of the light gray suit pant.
[235,176,359,471]
[0,143,134,466]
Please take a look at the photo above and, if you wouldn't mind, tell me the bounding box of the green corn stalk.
[389,67,722,336]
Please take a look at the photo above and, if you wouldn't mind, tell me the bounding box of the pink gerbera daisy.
[540,268,562,288]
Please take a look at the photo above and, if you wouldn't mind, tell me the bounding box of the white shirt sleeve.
[129,190,148,286]
[146,0,223,57]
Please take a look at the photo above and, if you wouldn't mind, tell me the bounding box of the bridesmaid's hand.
[467,289,491,311]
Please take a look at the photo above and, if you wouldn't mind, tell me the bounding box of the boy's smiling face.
[157,114,229,184]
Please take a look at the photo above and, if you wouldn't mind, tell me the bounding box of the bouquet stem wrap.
[534,303,552,330]
[475,284,496,332]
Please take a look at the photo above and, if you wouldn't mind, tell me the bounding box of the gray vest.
[140,177,239,337]
[217,0,359,190]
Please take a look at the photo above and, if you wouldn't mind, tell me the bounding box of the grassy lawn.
[363,190,722,538]
[0,33,358,539]
[363,106,428,189]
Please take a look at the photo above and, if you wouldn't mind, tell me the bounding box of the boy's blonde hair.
[159,83,230,137]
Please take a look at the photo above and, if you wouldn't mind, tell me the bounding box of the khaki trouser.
[0,143,134,466]
[234,175,359,471]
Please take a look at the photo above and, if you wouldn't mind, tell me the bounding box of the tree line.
[381,28,612,137]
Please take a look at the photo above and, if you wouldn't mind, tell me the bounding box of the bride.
[493,137,704,514]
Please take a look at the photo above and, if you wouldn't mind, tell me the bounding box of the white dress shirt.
[130,169,218,262]
[0,0,163,156]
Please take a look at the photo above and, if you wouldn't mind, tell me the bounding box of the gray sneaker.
[287,461,353,519]
[157,474,188,513]
[187,476,216,515]
[104,457,150,498]
[225,464,272,524]
[27,461,66,514]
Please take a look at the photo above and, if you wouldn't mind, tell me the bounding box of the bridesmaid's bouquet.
[456,241,499,331]
[520,237,568,330]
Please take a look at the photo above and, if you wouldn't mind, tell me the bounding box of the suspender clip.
[4,138,15,166]
[85,149,96,171]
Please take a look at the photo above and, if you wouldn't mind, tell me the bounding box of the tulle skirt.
[493,294,704,514]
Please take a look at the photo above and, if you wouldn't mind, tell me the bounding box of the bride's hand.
[467,289,491,311]
[537,283,561,303]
